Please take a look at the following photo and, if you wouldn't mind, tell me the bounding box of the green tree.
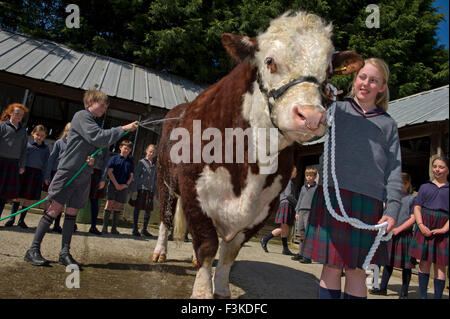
[0,0,447,100]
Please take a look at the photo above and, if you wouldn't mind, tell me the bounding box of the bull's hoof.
[157,254,166,263]
[152,253,166,263]
[213,293,231,299]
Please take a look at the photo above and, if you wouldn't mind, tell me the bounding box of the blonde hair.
[83,90,109,109]
[146,144,156,151]
[349,58,390,111]
[31,124,48,136]
[401,172,413,194]
[305,167,318,176]
[59,122,71,139]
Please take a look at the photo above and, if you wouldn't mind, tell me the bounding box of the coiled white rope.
[321,84,393,271]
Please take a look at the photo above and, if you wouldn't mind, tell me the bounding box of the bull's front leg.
[152,222,169,263]
[213,232,246,299]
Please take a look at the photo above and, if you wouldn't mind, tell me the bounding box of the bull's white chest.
[195,165,283,242]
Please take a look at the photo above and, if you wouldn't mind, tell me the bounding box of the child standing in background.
[102,140,134,235]
[0,103,28,220]
[260,166,297,255]
[5,125,50,228]
[43,122,70,233]
[88,148,110,235]
[409,156,449,299]
[292,167,318,264]
[370,172,416,298]
[130,144,157,237]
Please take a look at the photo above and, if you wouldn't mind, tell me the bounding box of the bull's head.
[222,11,363,144]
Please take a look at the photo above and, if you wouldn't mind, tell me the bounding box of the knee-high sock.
[60,214,77,255]
[30,212,54,251]
[133,207,140,231]
[142,210,151,231]
[418,272,430,299]
[7,201,20,222]
[90,199,99,228]
[434,279,445,299]
[318,286,341,299]
[401,269,412,296]
[380,265,393,290]
[53,213,62,227]
[281,237,289,249]
[263,233,274,244]
[18,206,28,223]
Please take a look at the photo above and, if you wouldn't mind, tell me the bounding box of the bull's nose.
[293,105,327,130]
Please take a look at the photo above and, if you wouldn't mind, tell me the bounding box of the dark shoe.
[300,257,312,264]
[260,238,268,253]
[52,225,62,233]
[24,249,49,266]
[4,219,14,227]
[141,229,153,237]
[399,294,408,299]
[58,253,80,267]
[291,254,302,261]
[132,230,141,237]
[18,220,28,229]
[369,288,387,296]
[73,223,78,232]
[89,227,102,235]
[282,248,294,256]
[110,228,120,235]
[168,234,174,241]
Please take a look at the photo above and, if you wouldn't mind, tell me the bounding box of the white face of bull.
[254,12,333,143]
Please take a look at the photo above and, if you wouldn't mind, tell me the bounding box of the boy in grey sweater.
[24,90,138,267]
[292,167,318,263]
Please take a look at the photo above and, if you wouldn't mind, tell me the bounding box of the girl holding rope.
[301,58,402,299]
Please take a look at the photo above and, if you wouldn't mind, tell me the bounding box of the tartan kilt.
[301,186,388,269]
[42,170,56,192]
[386,229,416,269]
[409,208,449,266]
[18,167,43,200]
[0,157,20,199]
[89,169,105,199]
[275,201,295,226]
[129,189,153,211]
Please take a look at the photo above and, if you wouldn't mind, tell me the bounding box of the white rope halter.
[321,84,393,271]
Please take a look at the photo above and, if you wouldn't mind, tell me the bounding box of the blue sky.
[433,0,449,48]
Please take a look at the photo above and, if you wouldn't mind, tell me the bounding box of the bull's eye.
[265,57,273,65]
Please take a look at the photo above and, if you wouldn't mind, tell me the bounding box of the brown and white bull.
[152,11,363,298]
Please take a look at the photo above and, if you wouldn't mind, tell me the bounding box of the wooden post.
[429,130,442,180]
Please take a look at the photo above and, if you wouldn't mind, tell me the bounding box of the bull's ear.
[332,51,364,75]
[221,33,258,63]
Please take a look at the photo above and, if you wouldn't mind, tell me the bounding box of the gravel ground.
[0,210,448,299]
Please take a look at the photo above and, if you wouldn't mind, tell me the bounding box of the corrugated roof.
[305,85,449,145]
[0,28,206,110]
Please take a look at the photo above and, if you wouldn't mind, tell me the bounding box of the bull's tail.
[173,196,187,245]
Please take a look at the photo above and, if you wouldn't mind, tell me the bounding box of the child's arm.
[431,220,449,235]
[392,215,415,235]
[126,172,134,188]
[413,204,432,237]
[108,168,124,191]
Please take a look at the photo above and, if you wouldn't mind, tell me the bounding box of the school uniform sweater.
[44,137,67,180]
[279,179,297,207]
[57,109,124,174]
[25,139,50,171]
[93,148,110,182]
[0,120,28,168]
[132,158,157,194]
[318,98,402,220]
[295,182,318,213]
[397,193,415,226]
